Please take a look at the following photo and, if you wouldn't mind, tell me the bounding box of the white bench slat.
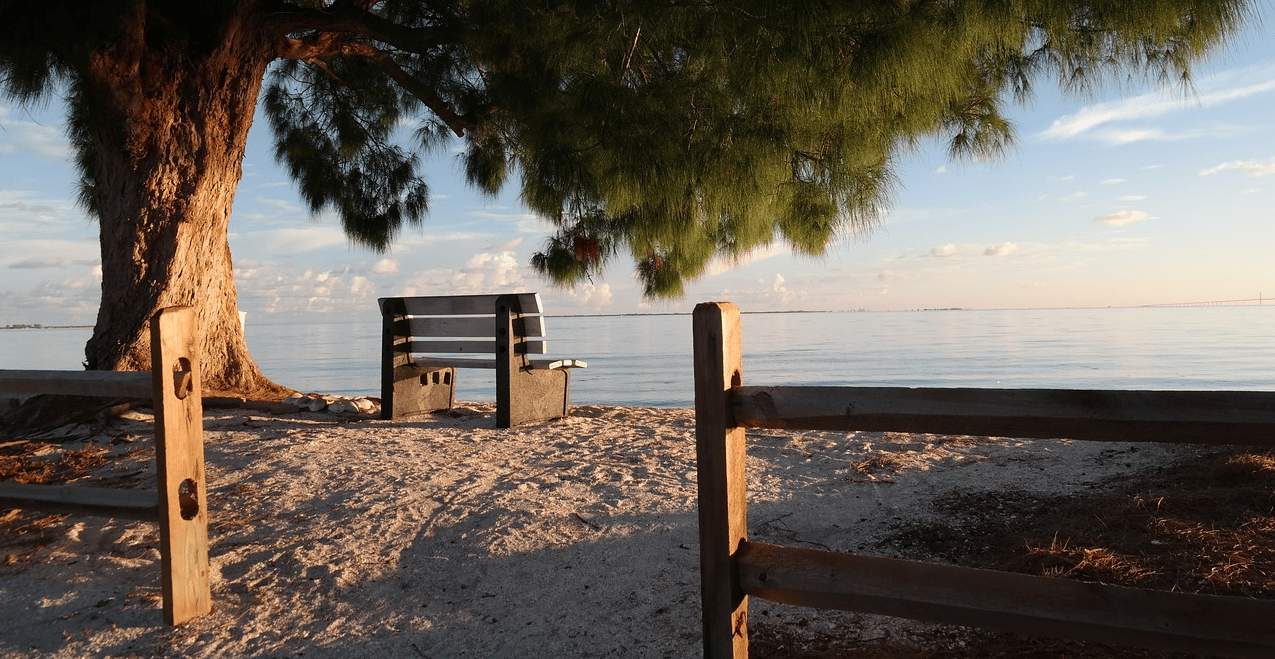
[389,293,543,316]
[400,314,547,338]
[404,339,549,355]
[533,358,587,370]
[414,357,586,370]
[0,370,153,398]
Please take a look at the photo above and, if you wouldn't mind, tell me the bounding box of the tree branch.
[263,2,451,56]
[278,32,473,137]
[265,3,472,138]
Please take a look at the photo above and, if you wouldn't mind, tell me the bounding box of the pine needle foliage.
[473,0,1248,296]
[0,0,1253,298]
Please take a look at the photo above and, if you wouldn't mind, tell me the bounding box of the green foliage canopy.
[1,0,1252,298]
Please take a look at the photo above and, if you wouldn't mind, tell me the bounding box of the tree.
[0,0,1252,396]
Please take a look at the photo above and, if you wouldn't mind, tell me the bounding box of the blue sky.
[2,21,1274,326]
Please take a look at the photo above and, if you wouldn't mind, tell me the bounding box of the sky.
[2,18,1275,326]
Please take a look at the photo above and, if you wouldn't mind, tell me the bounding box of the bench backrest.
[378,293,549,357]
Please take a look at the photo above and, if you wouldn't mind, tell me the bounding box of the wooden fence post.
[693,302,749,658]
[150,306,211,625]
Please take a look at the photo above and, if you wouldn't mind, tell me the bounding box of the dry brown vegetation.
[1,397,153,568]
[750,446,1275,658]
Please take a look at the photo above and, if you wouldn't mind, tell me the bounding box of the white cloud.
[984,242,1018,257]
[466,209,540,222]
[253,197,302,213]
[236,265,384,316]
[0,191,85,229]
[0,108,69,160]
[567,282,613,307]
[930,243,958,257]
[1042,103,1158,141]
[1040,74,1275,143]
[8,257,64,269]
[1108,129,1174,144]
[394,229,506,246]
[1101,178,1126,185]
[450,251,525,293]
[372,258,398,274]
[245,226,349,255]
[1060,191,1089,202]
[463,209,546,235]
[877,270,914,283]
[714,272,810,308]
[1119,195,1146,201]
[704,243,786,277]
[935,165,948,174]
[490,237,525,252]
[1096,210,1153,227]
[1199,157,1275,177]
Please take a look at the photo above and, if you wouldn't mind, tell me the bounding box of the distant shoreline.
[4,297,1268,327]
[0,325,93,330]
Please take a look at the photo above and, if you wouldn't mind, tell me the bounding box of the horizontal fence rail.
[733,386,1275,445]
[0,306,210,626]
[738,541,1275,658]
[693,301,1275,659]
[0,370,152,398]
[0,483,159,520]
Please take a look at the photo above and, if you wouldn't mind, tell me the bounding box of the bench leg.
[498,366,571,428]
[495,294,572,428]
[385,365,456,420]
[381,296,457,420]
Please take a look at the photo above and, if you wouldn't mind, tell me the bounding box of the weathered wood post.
[693,302,750,658]
[150,306,211,625]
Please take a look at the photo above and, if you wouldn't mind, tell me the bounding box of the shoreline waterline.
[1,306,1272,407]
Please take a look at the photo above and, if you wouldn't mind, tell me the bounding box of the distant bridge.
[1141,296,1267,308]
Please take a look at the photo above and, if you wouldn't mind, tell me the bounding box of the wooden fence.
[0,306,210,626]
[693,301,1275,659]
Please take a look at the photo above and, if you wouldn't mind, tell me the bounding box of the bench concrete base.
[496,359,572,429]
[386,364,456,420]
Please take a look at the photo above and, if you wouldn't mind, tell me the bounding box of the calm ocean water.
[4,306,1274,407]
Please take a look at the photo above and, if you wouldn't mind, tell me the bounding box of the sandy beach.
[0,402,1205,658]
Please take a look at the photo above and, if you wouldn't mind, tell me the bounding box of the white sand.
[0,404,1199,658]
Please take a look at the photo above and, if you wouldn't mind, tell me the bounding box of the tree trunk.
[81,2,289,399]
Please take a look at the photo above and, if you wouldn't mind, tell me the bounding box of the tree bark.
[81,1,289,398]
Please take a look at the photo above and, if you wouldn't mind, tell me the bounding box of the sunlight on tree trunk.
[79,4,288,398]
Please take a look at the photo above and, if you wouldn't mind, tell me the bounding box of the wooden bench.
[379,293,587,428]
[0,306,210,626]
[693,301,1275,659]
